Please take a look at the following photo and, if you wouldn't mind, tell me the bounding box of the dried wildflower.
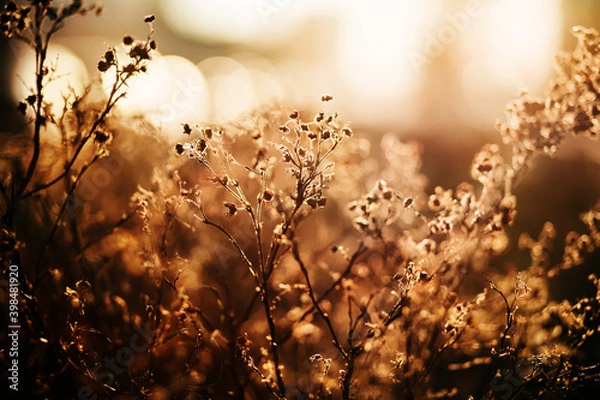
[104,50,114,62]
[96,59,110,72]
[144,14,155,23]
[17,101,27,115]
[93,130,110,144]
[263,190,274,201]
[122,63,136,74]
[6,12,600,396]
[470,144,505,185]
[5,1,17,12]
[428,186,452,211]
[224,202,237,216]
[306,197,326,209]
[128,43,151,60]
[321,94,333,102]
[1,1,31,38]
[196,139,207,152]
[122,35,134,45]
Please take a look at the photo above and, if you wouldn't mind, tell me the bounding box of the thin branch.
[488,280,513,352]
[193,212,260,285]
[293,241,348,359]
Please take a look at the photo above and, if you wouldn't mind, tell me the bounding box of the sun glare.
[149,55,211,141]
[334,0,431,123]
[459,0,561,128]
[197,56,256,123]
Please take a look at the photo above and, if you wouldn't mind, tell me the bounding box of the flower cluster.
[498,26,600,173]
[349,179,398,236]
[97,15,156,74]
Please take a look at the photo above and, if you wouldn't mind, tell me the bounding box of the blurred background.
[1,0,600,285]
[1,0,599,132]
[1,0,600,130]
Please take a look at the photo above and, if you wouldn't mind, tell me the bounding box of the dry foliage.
[1,2,600,399]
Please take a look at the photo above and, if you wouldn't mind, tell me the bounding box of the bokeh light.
[158,0,311,47]
[150,0,564,130]
[149,55,211,141]
[101,51,210,141]
[333,0,431,124]
[197,56,256,123]
[458,0,562,128]
[11,43,88,117]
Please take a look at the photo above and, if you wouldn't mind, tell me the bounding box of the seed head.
[224,202,237,217]
[263,190,274,201]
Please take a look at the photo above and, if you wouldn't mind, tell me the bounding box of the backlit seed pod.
[224,202,237,217]
[123,35,134,45]
[263,190,273,201]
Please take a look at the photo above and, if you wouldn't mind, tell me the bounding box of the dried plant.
[1,3,600,400]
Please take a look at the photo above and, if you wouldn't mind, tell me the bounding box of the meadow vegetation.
[1,1,600,399]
